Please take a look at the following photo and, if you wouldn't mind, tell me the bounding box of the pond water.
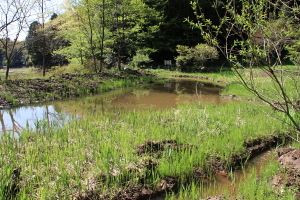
[152,150,272,200]
[0,79,223,135]
[0,78,273,199]
[197,150,272,199]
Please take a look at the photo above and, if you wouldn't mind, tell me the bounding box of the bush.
[130,48,154,69]
[175,44,219,72]
[49,59,88,75]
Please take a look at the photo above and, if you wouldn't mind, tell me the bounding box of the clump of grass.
[151,69,237,85]
[235,157,296,200]
[165,151,297,200]
[1,91,17,106]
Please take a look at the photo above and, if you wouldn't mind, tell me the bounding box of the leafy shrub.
[49,60,88,75]
[130,48,154,69]
[175,44,219,72]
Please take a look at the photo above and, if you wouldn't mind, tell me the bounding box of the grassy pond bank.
[0,68,299,199]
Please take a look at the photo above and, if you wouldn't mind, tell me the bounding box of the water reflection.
[0,105,68,136]
[0,79,224,135]
[108,80,223,110]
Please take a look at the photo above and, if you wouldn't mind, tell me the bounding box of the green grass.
[166,154,296,200]
[0,100,292,199]
[0,66,299,199]
[0,68,47,80]
[151,69,237,86]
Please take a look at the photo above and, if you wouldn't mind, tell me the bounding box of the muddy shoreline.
[171,74,229,85]
[74,134,299,200]
[5,134,299,200]
[0,69,156,110]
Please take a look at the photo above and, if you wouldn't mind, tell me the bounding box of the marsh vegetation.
[0,68,299,199]
[1,0,299,198]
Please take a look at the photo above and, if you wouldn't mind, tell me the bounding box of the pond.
[0,79,223,135]
[0,78,275,199]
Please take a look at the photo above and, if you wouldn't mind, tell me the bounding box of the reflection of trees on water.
[0,111,6,134]
[45,105,50,126]
[0,110,23,134]
[40,105,67,128]
[8,110,23,133]
[132,89,150,98]
[51,90,126,118]
[0,105,66,135]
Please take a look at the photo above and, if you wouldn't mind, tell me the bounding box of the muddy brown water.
[0,79,223,134]
[199,150,272,199]
[152,150,272,200]
[0,78,271,199]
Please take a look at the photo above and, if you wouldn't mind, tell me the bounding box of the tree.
[144,0,204,64]
[192,0,300,132]
[109,0,137,70]
[36,0,56,76]
[26,14,69,69]
[58,0,110,72]
[175,44,219,72]
[130,48,154,68]
[0,0,35,79]
[91,0,159,71]
[58,0,160,71]
[54,11,88,66]
[75,0,99,72]
[26,21,44,67]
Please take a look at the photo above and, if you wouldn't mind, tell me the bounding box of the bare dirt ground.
[1,67,29,71]
[274,147,300,199]
[10,68,29,71]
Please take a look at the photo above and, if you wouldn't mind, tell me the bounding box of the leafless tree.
[0,0,36,79]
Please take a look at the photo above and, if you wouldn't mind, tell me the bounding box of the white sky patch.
[1,0,67,41]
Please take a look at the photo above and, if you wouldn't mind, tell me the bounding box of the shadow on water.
[0,79,224,135]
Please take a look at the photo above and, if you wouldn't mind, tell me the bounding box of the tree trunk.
[5,59,10,80]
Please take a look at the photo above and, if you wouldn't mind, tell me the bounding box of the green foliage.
[130,48,154,68]
[285,22,300,65]
[287,40,300,65]
[192,0,300,132]
[147,0,204,63]
[26,16,69,71]
[26,21,44,67]
[175,44,219,72]
[57,0,160,72]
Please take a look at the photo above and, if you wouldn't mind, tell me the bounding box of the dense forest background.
[0,0,223,71]
[0,0,297,72]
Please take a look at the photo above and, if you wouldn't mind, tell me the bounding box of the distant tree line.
[0,42,27,68]
[26,0,219,73]
[1,0,299,75]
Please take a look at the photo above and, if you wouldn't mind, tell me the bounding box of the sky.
[17,0,68,41]
[47,0,68,15]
